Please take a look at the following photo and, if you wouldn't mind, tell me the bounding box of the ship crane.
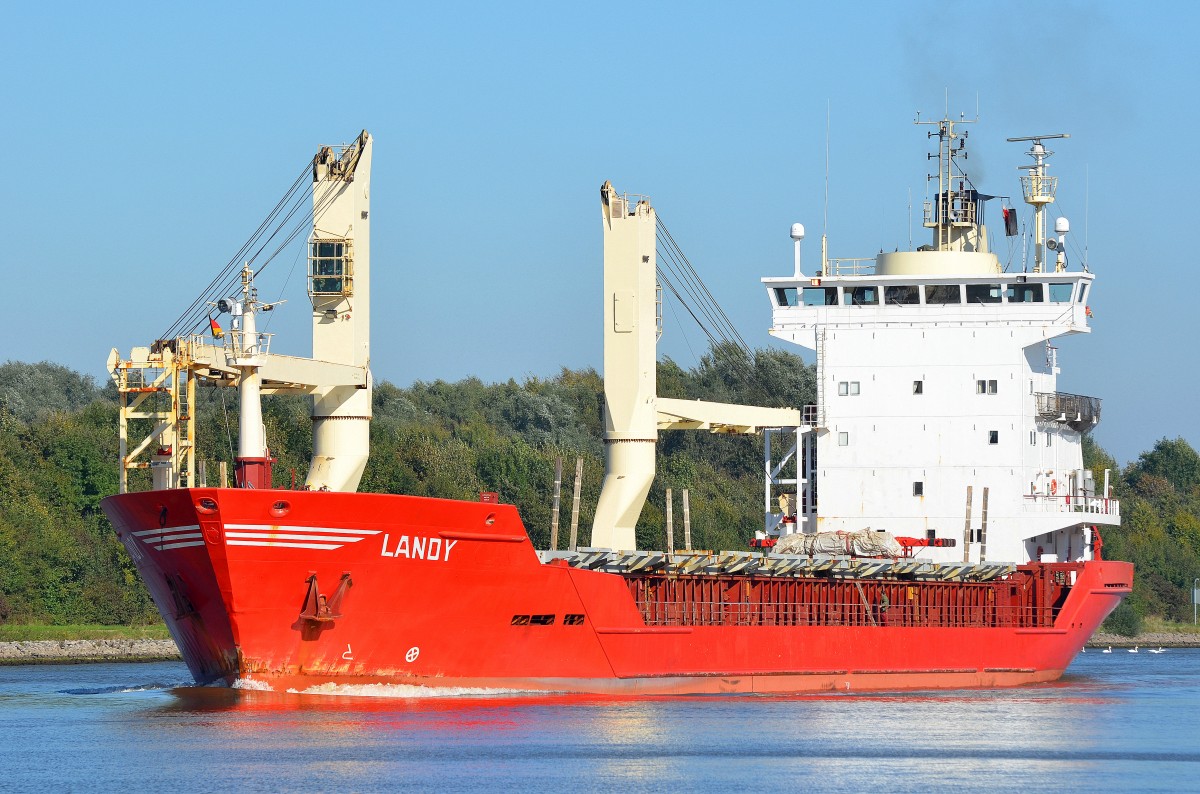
[110,131,374,494]
[591,182,812,551]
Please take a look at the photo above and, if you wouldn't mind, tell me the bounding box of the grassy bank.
[0,623,170,642]
[1140,616,1200,636]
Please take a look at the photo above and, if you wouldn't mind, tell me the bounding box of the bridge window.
[774,287,798,307]
[309,239,351,296]
[838,381,860,396]
[1077,284,1089,303]
[966,284,1002,304]
[803,286,839,306]
[844,286,879,306]
[1048,283,1074,303]
[924,284,962,304]
[1006,283,1044,303]
[977,379,997,394]
[885,285,920,305]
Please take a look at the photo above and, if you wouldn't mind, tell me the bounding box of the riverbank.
[0,639,180,665]
[1087,631,1200,648]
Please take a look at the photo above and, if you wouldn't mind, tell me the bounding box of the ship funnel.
[591,182,658,551]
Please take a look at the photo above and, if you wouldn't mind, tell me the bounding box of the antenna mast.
[915,112,977,252]
[1007,133,1069,273]
[822,100,830,276]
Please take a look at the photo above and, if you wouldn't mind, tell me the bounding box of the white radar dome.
[1055,217,1070,234]
[790,223,805,241]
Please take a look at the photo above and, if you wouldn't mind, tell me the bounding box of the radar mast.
[1007,133,1070,272]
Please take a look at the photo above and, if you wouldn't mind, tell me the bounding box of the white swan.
[1128,645,1139,653]
[1102,646,1112,653]
[1149,647,1167,654]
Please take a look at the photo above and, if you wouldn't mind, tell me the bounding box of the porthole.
[195,498,218,515]
[270,500,290,518]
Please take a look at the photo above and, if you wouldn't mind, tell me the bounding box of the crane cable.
[654,215,759,388]
[160,153,348,341]
[160,163,311,340]
[160,164,351,341]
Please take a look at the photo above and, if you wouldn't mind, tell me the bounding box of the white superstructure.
[763,118,1118,565]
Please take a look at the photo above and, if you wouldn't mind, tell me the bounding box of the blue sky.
[3,1,1195,465]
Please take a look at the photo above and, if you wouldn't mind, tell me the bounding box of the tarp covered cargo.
[774,528,903,558]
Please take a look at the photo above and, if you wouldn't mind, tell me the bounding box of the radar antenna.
[1007,133,1070,273]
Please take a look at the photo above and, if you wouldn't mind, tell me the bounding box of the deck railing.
[1023,495,1120,518]
[637,599,1050,629]
[825,257,876,276]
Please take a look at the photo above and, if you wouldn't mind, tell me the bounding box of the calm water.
[1,650,1197,792]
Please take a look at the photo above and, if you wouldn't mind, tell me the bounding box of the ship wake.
[286,682,542,699]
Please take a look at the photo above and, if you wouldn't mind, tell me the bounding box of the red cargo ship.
[103,487,1128,693]
[103,123,1130,693]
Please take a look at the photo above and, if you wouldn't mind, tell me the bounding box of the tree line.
[0,352,1194,633]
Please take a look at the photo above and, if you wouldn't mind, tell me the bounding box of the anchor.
[298,572,352,624]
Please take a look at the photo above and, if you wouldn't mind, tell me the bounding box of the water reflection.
[7,654,1195,792]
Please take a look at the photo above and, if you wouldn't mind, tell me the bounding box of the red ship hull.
[103,488,1132,694]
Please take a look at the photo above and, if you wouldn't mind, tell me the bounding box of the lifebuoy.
[1050,480,1058,496]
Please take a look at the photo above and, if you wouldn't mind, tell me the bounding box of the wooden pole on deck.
[962,485,973,563]
[568,457,583,552]
[682,488,692,551]
[665,488,674,554]
[980,486,989,562]
[550,456,563,551]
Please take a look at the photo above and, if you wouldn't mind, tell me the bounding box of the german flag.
[209,315,225,339]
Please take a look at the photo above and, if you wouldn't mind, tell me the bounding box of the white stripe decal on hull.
[155,532,204,543]
[224,532,370,543]
[224,524,380,536]
[133,525,200,537]
[136,526,205,552]
[226,540,343,550]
